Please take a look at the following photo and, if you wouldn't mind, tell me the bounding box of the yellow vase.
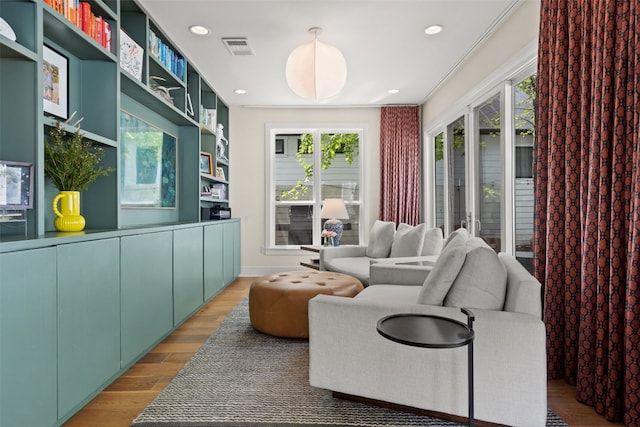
[52,191,86,232]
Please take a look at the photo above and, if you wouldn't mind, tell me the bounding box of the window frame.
[264,123,366,253]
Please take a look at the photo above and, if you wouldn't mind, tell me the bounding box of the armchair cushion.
[444,238,507,310]
[389,223,425,258]
[421,227,444,256]
[416,238,466,305]
[365,220,396,258]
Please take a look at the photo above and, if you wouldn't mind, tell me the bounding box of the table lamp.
[320,198,349,246]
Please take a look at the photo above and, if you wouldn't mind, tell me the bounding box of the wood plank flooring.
[63,277,622,427]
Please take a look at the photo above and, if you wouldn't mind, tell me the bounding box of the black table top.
[377,313,474,349]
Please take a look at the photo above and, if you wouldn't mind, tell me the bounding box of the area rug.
[131,299,567,427]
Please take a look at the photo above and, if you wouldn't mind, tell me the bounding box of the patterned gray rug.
[131,299,567,427]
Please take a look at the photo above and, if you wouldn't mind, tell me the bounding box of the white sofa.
[309,237,547,427]
[319,221,444,286]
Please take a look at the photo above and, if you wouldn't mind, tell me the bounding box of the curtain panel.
[379,106,421,225]
[535,0,640,424]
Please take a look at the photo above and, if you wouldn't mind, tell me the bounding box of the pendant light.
[285,27,347,100]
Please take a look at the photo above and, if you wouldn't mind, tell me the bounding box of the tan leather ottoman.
[249,270,364,338]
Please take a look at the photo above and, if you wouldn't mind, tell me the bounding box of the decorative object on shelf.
[43,45,68,119]
[120,29,144,81]
[215,166,225,180]
[120,110,177,209]
[0,160,33,209]
[320,198,349,246]
[44,113,115,231]
[149,76,180,104]
[216,123,229,162]
[321,229,336,247]
[200,152,213,174]
[201,108,216,130]
[52,190,85,232]
[0,17,17,41]
[286,27,347,100]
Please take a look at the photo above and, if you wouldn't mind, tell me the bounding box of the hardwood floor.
[63,277,622,427]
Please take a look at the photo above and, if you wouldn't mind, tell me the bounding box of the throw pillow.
[389,223,426,258]
[442,227,470,249]
[365,220,396,258]
[421,227,444,256]
[416,237,467,305]
[443,238,508,310]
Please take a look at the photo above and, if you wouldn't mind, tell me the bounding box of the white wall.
[229,107,380,276]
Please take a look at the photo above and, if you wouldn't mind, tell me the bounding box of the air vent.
[222,38,254,56]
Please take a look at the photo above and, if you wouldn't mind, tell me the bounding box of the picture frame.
[43,45,68,119]
[215,166,225,180]
[120,110,177,209]
[0,160,34,209]
[200,152,213,174]
[119,29,144,81]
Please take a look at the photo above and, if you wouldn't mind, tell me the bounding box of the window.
[266,125,364,250]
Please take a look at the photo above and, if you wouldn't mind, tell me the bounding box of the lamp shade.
[286,28,347,100]
[320,198,349,219]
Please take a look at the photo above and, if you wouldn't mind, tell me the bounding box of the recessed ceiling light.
[424,25,443,35]
[388,89,399,94]
[234,89,247,95]
[189,25,210,36]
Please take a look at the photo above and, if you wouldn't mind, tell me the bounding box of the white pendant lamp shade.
[286,28,347,100]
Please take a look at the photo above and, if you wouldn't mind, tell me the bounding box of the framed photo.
[120,110,177,209]
[215,166,225,180]
[0,160,34,209]
[200,152,213,174]
[43,45,68,119]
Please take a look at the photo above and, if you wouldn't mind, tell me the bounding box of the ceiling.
[137,0,521,108]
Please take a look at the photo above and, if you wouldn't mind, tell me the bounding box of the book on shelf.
[45,0,112,52]
[149,30,185,81]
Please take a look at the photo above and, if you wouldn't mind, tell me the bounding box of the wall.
[229,107,380,276]
[422,0,540,126]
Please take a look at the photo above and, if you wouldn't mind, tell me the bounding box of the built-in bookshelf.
[0,0,231,237]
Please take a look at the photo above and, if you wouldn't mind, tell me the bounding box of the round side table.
[377,308,475,426]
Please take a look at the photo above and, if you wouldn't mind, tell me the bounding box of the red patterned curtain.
[535,1,640,424]
[379,106,421,225]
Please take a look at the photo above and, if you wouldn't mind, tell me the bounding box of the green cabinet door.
[223,221,235,285]
[204,223,224,300]
[120,231,174,367]
[173,227,204,325]
[57,238,121,418]
[0,247,57,427]
[232,220,241,278]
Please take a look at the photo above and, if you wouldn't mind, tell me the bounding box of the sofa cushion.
[416,237,467,305]
[322,256,371,286]
[389,223,426,257]
[442,227,470,249]
[421,227,444,256]
[365,220,396,258]
[444,238,507,310]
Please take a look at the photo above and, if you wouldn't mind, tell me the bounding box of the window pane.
[514,75,536,270]
[476,94,503,252]
[434,132,445,231]
[274,134,314,202]
[275,204,313,245]
[320,133,360,201]
[448,116,466,230]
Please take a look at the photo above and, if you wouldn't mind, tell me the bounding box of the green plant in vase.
[44,113,114,231]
